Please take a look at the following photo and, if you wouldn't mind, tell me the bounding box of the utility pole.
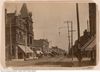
[68,21,76,66]
[71,21,73,65]
[70,21,75,64]
[67,21,71,55]
[64,21,75,54]
[76,3,80,42]
[76,3,82,64]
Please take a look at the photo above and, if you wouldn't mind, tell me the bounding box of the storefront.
[18,45,33,59]
[81,36,96,62]
[85,38,96,62]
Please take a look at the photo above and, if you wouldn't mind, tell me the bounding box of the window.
[30,36,32,44]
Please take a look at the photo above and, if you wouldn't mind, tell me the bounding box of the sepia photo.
[5,1,97,68]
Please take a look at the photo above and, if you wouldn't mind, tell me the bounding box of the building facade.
[5,3,34,60]
[50,46,67,56]
[71,3,96,63]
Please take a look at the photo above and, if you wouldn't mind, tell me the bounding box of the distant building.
[33,39,49,54]
[5,3,34,60]
[50,46,67,56]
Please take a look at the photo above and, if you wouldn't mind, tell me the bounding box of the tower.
[20,3,29,18]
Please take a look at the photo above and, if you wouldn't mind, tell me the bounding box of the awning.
[18,45,33,53]
[81,36,96,51]
[85,38,96,51]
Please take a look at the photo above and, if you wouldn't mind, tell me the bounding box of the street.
[6,56,95,67]
[5,2,96,68]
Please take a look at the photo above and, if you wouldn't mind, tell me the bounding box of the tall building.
[89,3,96,36]
[5,3,34,60]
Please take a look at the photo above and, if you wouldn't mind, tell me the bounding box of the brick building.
[71,3,96,63]
[5,3,34,60]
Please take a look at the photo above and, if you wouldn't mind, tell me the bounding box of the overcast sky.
[5,2,89,51]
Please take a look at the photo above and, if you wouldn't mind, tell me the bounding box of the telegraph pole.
[76,3,80,42]
[70,21,75,64]
[71,22,73,62]
[69,21,76,66]
[61,21,76,66]
[67,21,71,54]
[76,3,82,63]
[64,21,75,54]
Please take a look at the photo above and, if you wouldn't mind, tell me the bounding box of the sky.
[5,2,89,51]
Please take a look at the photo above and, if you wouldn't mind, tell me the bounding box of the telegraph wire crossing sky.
[5,3,89,51]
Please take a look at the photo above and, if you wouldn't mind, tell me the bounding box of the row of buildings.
[69,3,96,63]
[5,3,50,60]
[5,3,66,61]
